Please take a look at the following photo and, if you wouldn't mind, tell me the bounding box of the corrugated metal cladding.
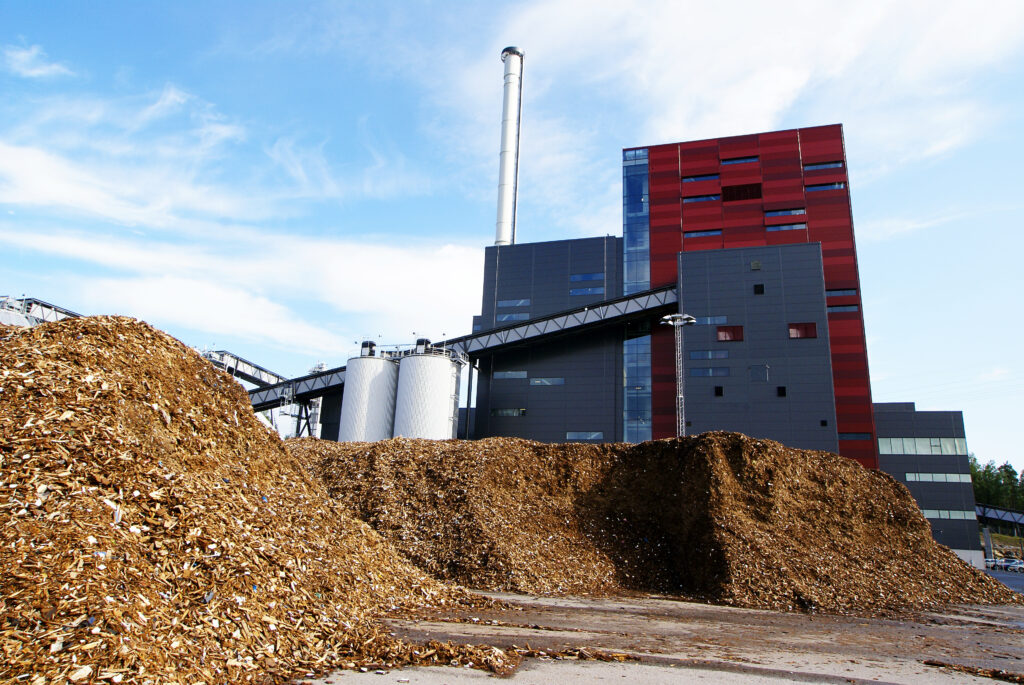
[393,355,460,440]
[337,356,399,441]
[646,124,878,468]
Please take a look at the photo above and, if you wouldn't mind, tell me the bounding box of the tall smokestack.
[495,46,524,247]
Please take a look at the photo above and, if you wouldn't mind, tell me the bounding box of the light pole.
[660,313,697,438]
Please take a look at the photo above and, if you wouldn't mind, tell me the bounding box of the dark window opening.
[684,229,722,238]
[753,283,765,295]
[788,322,817,339]
[717,325,744,342]
[826,289,857,297]
[685,420,693,427]
[682,173,719,183]
[722,183,762,202]
[765,208,806,217]
[806,182,846,192]
[820,420,829,427]
[721,156,758,165]
[827,304,859,313]
[714,386,724,397]
[777,386,787,397]
[804,161,844,171]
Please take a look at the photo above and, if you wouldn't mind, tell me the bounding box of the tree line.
[970,455,1024,512]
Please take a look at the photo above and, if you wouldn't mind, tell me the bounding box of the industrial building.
[466,123,982,565]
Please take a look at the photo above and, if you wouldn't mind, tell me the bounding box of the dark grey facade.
[472,236,625,442]
[678,245,838,453]
[874,402,980,557]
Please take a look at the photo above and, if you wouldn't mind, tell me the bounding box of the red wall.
[646,124,877,468]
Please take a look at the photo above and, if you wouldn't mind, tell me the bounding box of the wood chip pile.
[292,434,1022,613]
[0,317,518,684]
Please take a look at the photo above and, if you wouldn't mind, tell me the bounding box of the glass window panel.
[961,474,973,484]
[966,511,977,520]
[493,370,527,379]
[569,286,604,296]
[530,377,565,386]
[878,438,891,454]
[497,298,530,307]
[916,438,931,455]
[566,431,603,440]
[922,510,939,519]
[904,472,916,481]
[496,312,530,322]
[569,272,604,282]
[955,438,967,455]
[933,473,947,483]
[919,473,933,482]
[938,510,950,519]
[940,438,955,455]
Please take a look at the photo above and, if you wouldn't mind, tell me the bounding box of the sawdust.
[293,435,1021,613]
[0,317,516,684]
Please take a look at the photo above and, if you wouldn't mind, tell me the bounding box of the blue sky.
[2,2,1023,470]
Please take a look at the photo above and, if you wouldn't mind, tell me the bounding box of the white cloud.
[0,224,485,353]
[856,211,968,242]
[3,44,73,78]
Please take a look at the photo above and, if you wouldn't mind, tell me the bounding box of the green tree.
[971,454,1024,511]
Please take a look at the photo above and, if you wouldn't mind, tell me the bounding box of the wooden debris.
[0,317,515,684]
[290,434,1022,614]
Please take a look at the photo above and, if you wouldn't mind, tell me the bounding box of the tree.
[971,454,1024,511]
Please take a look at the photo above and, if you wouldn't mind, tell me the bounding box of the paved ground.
[986,569,1024,593]
[309,590,1024,684]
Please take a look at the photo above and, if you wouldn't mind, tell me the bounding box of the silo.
[337,341,399,442]
[393,341,460,440]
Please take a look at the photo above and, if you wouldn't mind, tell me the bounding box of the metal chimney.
[495,46,524,247]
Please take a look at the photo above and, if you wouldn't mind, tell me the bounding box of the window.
[750,365,769,382]
[820,420,828,427]
[905,473,973,484]
[721,156,758,165]
[766,222,807,232]
[921,509,976,521]
[788,322,817,339]
[776,386,787,397]
[530,377,564,386]
[623,148,648,162]
[753,283,765,295]
[493,370,527,379]
[682,194,721,203]
[827,305,859,313]
[714,386,724,397]
[838,433,872,440]
[497,298,530,307]
[682,173,719,183]
[806,182,846,192]
[689,349,729,360]
[696,315,727,325]
[570,286,604,296]
[691,367,730,377]
[826,289,857,297]
[684,229,722,238]
[716,325,744,342]
[804,161,844,171]
[491,408,526,417]
[496,312,530,322]
[569,272,604,282]
[765,208,806,217]
[566,431,603,440]
[722,183,762,202]
[750,260,761,271]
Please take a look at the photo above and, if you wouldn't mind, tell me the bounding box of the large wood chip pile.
[0,317,516,684]
[292,434,1021,613]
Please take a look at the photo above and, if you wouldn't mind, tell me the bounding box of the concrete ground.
[309,588,1024,684]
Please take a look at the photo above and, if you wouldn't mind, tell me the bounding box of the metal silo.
[393,339,461,440]
[338,341,399,442]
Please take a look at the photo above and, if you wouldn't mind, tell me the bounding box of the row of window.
[496,312,530,322]
[689,349,729,359]
[497,298,530,307]
[570,272,604,282]
[677,159,842,180]
[827,305,859,313]
[826,289,857,297]
[492,371,566,385]
[570,286,604,296]
[682,182,844,203]
[905,472,973,484]
[878,436,968,455]
[921,509,977,521]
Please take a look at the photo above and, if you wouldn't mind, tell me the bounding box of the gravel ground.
[309,591,1024,684]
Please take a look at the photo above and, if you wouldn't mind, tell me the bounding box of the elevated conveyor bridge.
[247,284,678,412]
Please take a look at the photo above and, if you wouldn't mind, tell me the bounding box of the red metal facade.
[645,124,878,468]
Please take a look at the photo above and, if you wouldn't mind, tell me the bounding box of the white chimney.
[495,46,524,247]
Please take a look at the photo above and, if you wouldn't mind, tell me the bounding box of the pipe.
[495,46,524,246]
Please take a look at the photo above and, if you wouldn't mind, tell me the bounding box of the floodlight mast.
[660,313,697,437]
